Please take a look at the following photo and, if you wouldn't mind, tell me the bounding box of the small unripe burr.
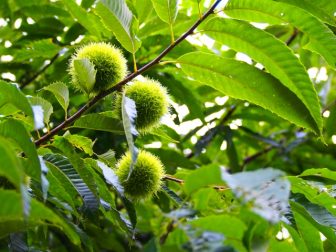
[69,42,127,94]
[116,150,165,200]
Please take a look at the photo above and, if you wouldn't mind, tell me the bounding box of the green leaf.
[291,199,336,247]
[52,137,99,197]
[64,133,94,156]
[72,113,124,133]
[62,0,106,38]
[283,223,308,252]
[43,81,69,113]
[46,165,76,209]
[203,18,322,134]
[134,0,155,24]
[0,81,33,124]
[149,127,179,143]
[191,215,247,249]
[19,4,70,20]
[138,13,195,39]
[38,156,49,201]
[94,160,137,230]
[151,0,179,24]
[291,202,324,252]
[96,160,124,195]
[120,196,137,230]
[0,119,41,181]
[299,168,336,182]
[289,176,336,216]
[276,0,336,26]
[14,39,60,62]
[178,52,318,133]
[29,96,53,124]
[121,94,139,180]
[0,137,23,187]
[84,160,116,207]
[45,156,81,206]
[222,168,290,223]
[44,153,99,212]
[184,165,224,194]
[161,184,184,206]
[224,0,336,67]
[0,189,80,245]
[73,59,97,94]
[95,0,141,53]
[306,0,336,20]
[267,237,298,252]
[97,149,116,167]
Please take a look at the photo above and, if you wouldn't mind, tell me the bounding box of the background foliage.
[1,0,336,251]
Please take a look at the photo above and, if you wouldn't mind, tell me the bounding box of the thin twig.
[20,53,59,89]
[160,220,175,245]
[34,0,223,147]
[241,145,275,168]
[186,105,237,159]
[163,175,184,184]
[162,175,228,191]
[286,28,298,46]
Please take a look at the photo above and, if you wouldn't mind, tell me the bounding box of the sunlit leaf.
[73,59,97,94]
[43,82,69,113]
[221,168,290,223]
[203,18,322,134]
[151,0,179,24]
[178,52,319,133]
[29,96,53,124]
[95,0,141,53]
[72,113,124,133]
[121,93,139,180]
[0,81,33,124]
[0,119,41,181]
[225,0,336,67]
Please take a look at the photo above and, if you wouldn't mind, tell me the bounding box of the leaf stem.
[169,24,175,44]
[197,1,202,19]
[34,0,223,147]
[132,53,137,72]
[159,60,177,65]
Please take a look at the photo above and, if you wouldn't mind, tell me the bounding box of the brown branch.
[186,105,237,159]
[20,53,60,89]
[160,220,175,245]
[241,145,275,168]
[162,175,228,191]
[285,28,299,46]
[163,175,184,184]
[34,0,223,147]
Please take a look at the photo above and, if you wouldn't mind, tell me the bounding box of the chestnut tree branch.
[21,52,60,89]
[186,105,237,159]
[35,0,223,147]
